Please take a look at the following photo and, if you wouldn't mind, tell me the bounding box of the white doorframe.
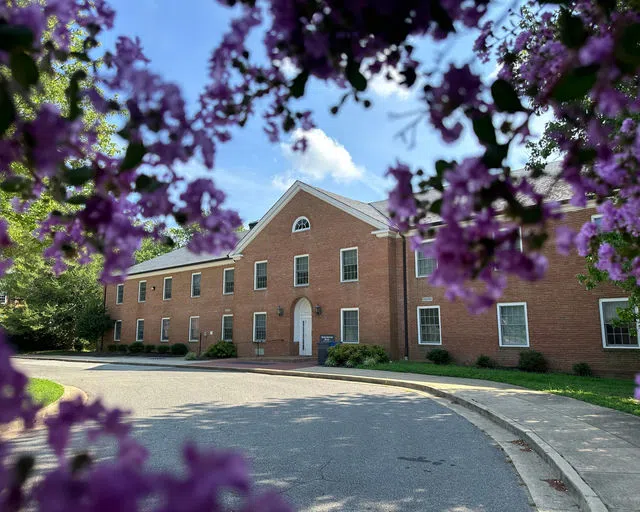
[294,298,313,356]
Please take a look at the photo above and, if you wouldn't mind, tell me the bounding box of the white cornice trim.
[371,229,400,238]
[126,258,233,280]
[230,181,389,256]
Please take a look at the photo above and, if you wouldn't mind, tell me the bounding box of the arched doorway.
[294,298,313,356]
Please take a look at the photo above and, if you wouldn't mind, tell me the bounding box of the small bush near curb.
[361,356,378,367]
[171,343,188,356]
[476,354,497,368]
[426,349,451,365]
[573,362,593,377]
[107,344,117,352]
[116,344,128,353]
[324,356,337,367]
[157,345,170,354]
[184,352,198,361]
[144,344,156,354]
[327,344,389,367]
[204,341,237,359]
[518,350,548,373]
[129,342,144,354]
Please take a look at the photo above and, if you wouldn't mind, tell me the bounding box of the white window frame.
[497,302,530,348]
[292,216,310,232]
[417,306,442,345]
[415,240,437,278]
[599,298,640,349]
[163,277,172,301]
[191,272,201,298]
[113,320,122,342]
[115,284,124,305]
[254,260,268,291]
[136,318,144,342]
[294,254,309,287]
[253,312,267,342]
[189,316,200,343]
[223,268,234,295]
[591,213,603,232]
[340,247,359,283]
[137,281,146,303]
[221,314,233,342]
[340,307,360,344]
[160,317,170,342]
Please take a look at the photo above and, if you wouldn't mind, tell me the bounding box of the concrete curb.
[15,356,607,511]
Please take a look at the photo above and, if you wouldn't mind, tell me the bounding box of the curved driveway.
[15,360,532,511]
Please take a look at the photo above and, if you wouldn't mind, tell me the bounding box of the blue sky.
[103,0,538,225]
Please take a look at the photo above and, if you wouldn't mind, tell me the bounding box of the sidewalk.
[17,354,640,511]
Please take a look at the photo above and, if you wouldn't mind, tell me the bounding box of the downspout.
[100,285,107,352]
[400,234,409,360]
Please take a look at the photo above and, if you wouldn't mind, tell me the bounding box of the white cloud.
[367,66,412,100]
[275,128,365,189]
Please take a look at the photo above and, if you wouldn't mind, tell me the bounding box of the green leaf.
[472,114,497,146]
[66,194,89,205]
[558,8,587,49]
[0,175,30,193]
[135,174,161,192]
[66,70,87,120]
[120,142,146,171]
[289,70,309,99]
[430,198,443,215]
[615,23,640,66]
[481,143,509,169]
[435,160,453,178]
[491,80,523,113]
[10,52,39,88]
[345,60,367,92]
[71,453,92,474]
[0,25,34,52]
[0,81,16,136]
[551,65,598,102]
[63,166,94,186]
[14,455,35,486]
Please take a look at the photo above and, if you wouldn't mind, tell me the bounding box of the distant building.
[104,177,639,377]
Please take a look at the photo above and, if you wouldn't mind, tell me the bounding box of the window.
[253,312,267,342]
[163,277,172,300]
[417,306,441,345]
[223,268,234,295]
[340,248,358,282]
[136,319,144,342]
[599,298,639,348]
[0,292,6,305]
[138,281,146,303]
[116,284,124,305]
[292,216,310,232]
[161,318,170,342]
[294,255,309,286]
[497,303,529,347]
[191,273,201,298]
[189,316,200,342]
[222,315,233,342]
[254,261,267,290]
[415,241,437,278]
[592,214,603,232]
[113,320,122,342]
[341,308,359,343]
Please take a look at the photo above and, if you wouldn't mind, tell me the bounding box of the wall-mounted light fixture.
[151,286,156,291]
[315,304,322,315]
[276,305,284,316]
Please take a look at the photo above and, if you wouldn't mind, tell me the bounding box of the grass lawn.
[365,361,640,417]
[27,378,64,407]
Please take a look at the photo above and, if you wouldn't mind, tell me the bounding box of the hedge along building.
[104,174,640,377]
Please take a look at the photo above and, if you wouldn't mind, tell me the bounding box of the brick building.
[104,179,640,377]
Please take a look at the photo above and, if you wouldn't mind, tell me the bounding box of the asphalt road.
[13,359,532,511]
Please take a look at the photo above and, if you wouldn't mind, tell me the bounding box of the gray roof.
[128,231,248,275]
[127,163,572,275]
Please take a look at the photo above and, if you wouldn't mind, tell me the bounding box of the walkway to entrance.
[195,357,317,371]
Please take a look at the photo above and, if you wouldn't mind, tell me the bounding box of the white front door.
[294,299,313,356]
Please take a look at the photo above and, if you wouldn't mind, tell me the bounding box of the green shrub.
[362,356,378,367]
[107,344,117,352]
[184,352,198,361]
[324,356,337,367]
[129,342,144,354]
[426,349,451,365]
[518,350,548,373]
[116,344,128,353]
[573,362,593,377]
[476,354,497,368]
[157,345,170,354]
[204,341,237,359]
[170,343,189,356]
[73,339,89,352]
[327,344,389,367]
[143,344,156,354]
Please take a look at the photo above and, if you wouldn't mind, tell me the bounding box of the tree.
[134,224,202,264]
